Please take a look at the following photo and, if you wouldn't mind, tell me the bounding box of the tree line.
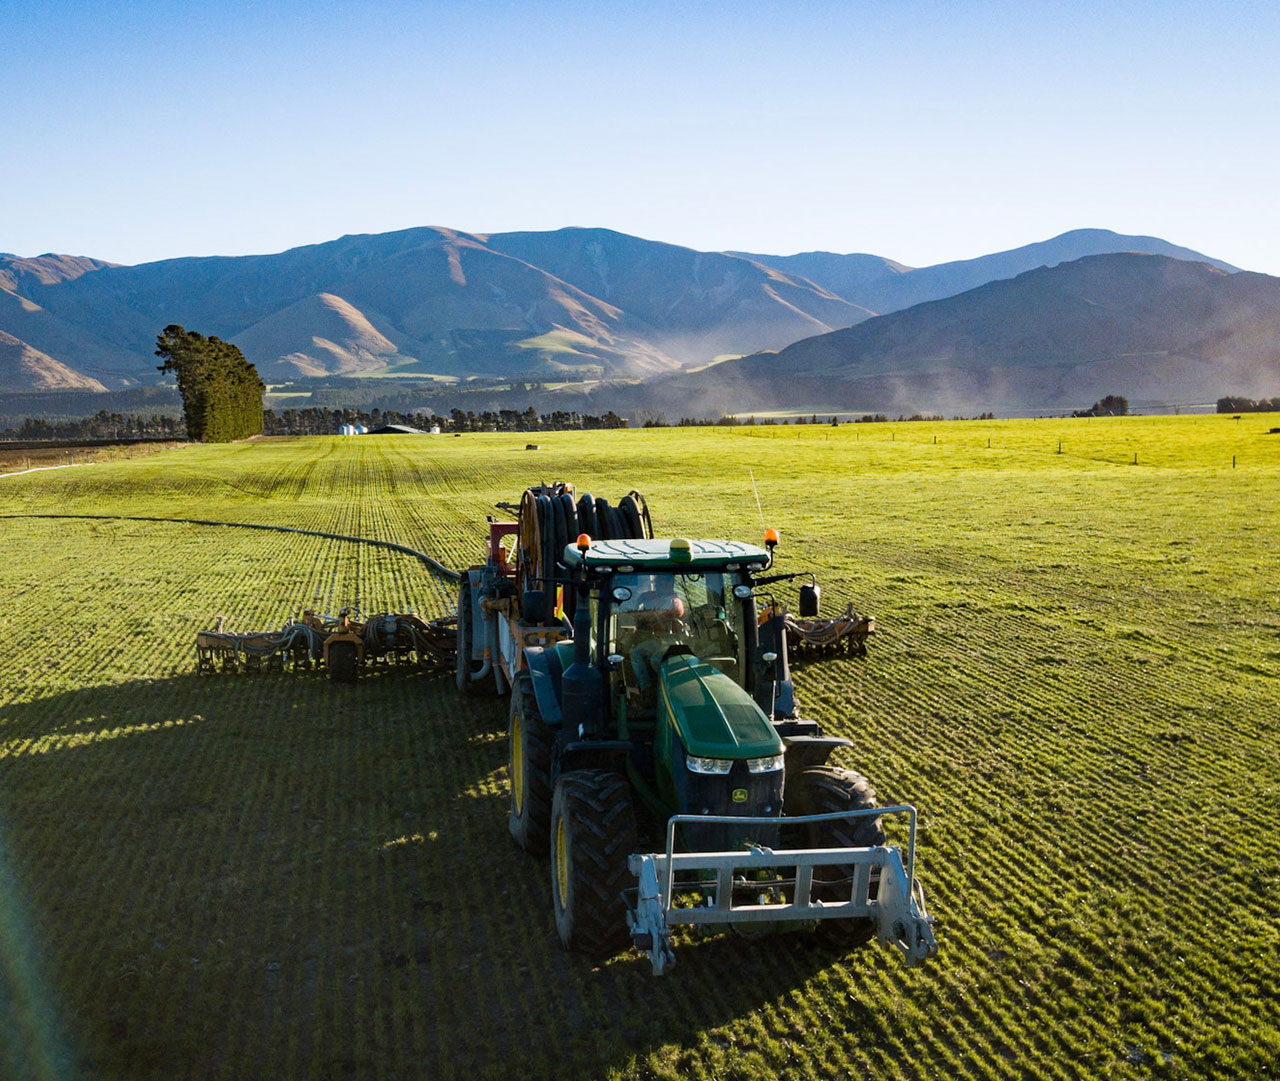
[0,411,185,441]
[1217,396,1280,413]
[262,406,628,435]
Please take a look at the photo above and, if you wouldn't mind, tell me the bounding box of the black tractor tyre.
[552,493,568,565]
[550,769,638,956]
[626,489,653,538]
[455,578,496,697]
[787,765,884,949]
[551,495,574,618]
[327,640,359,684]
[508,673,554,853]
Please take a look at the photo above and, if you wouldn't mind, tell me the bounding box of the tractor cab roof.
[564,538,771,572]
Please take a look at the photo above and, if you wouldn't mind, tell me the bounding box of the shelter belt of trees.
[1217,396,1280,413]
[155,325,265,442]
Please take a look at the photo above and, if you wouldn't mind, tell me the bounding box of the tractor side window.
[607,572,647,659]
[587,593,599,658]
[608,573,661,691]
[683,572,740,682]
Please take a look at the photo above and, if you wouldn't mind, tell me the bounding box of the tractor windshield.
[607,570,745,685]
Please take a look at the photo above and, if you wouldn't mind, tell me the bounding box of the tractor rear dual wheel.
[787,765,884,949]
[550,769,637,956]
[508,674,553,852]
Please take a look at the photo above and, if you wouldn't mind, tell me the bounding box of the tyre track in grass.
[800,601,1279,1071]
[806,664,1139,1061]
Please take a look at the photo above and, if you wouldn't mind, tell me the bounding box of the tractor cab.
[565,537,767,689]
[561,537,815,837]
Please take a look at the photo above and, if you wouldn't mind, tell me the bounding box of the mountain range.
[734,228,1239,315]
[0,226,1274,414]
[640,254,1280,416]
[0,228,873,390]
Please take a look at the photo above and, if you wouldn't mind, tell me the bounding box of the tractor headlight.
[686,756,733,775]
[747,754,784,774]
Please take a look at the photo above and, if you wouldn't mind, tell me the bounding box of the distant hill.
[233,293,405,378]
[485,228,874,364]
[743,229,1237,313]
[1,254,129,385]
[727,249,912,301]
[0,329,106,392]
[0,253,118,291]
[0,228,874,388]
[643,254,1280,417]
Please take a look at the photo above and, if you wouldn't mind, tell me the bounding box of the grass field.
[0,442,183,476]
[1,415,1278,1081]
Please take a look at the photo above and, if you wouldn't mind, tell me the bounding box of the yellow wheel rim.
[555,816,569,906]
[511,713,524,815]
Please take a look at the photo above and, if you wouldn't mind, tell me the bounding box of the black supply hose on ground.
[0,512,463,585]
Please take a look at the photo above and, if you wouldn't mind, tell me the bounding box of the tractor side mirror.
[762,651,778,664]
[799,582,820,618]
[607,653,623,671]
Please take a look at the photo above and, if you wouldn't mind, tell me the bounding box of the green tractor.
[456,483,935,973]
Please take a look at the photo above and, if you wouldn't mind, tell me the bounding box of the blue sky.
[3,0,1278,272]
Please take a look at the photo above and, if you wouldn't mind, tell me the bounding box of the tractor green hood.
[659,655,784,760]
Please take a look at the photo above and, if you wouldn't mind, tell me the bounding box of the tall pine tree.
[155,325,265,442]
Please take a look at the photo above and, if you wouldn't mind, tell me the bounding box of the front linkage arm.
[626,807,937,976]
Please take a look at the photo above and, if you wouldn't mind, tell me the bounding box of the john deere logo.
[731,788,748,803]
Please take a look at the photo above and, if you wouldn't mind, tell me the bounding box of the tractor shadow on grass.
[0,671,892,1081]
[0,667,513,1080]
[379,806,887,1081]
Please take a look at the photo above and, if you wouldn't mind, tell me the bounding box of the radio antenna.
[749,469,766,531]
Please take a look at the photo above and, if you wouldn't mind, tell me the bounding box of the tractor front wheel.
[508,673,553,852]
[550,770,636,956]
[787,765,884,949]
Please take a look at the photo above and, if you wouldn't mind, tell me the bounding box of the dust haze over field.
[1,417,1278,1080]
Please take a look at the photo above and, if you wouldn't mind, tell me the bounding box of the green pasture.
[0,414,1277,1080]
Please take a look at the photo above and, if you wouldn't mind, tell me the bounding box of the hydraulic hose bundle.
[515,483,652,615]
